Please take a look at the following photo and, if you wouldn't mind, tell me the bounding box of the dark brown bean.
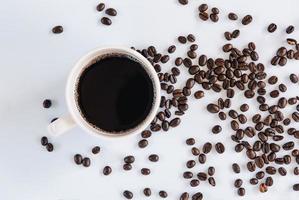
[242,15,253,25]
[103,166,112,175]
[105,8,117,16]
[267,23,277,33]
[101,17,112,25]
[96,3,105,12]
[228,12,238,20]
[215,142,225,154]
[286,25,295,34]
[74,154,83,165]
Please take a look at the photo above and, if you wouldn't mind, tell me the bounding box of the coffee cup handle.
[47,115,76,136]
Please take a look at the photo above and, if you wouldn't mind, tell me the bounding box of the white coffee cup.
[48,47,161,138]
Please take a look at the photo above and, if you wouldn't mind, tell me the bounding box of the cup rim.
[66,46,161,138]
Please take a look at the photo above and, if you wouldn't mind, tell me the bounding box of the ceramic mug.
[48,47,161,138]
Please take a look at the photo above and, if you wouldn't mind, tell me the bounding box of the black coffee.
[76,55,154,133]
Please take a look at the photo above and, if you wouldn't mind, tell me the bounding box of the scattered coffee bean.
[228,12,238,20]
[138,139,148,148]
[43,99,52,108]
[186,138,195,146]
[232,163,241,173]
[178,36,187,44]
[208,177,216,186]
[203,142,212,154]
[123,163,132,171]
[141,168,151,175]
[207,104,220,113]
[74,154,83,165]
[149,154,159,162]
[178,0,188,5]
[96,3,105,12]
[180,192,189,200]
[143,188,151,196]
[187,34,196,42]
[192,192,203,200]
[286,25,295,34]
[101,17,112,25]
[290,74,299,83]
[52,26,63,34]
[46,143,54,152]
[267,23,277,33]
[198,153,206,164]
[159,190,168,198]
[41,136,48,146]
[82,157,90,167]
[124,155,135,164]
[235,179,243,188]
[259,183,268,193]
[105,8,117,16]
[123,190,133,199]
[242,15,253,25]
[198,4,208,12]
[208,166,215,176]
[215,142,225,154]
[293,184,299,191]
[92,146,100,154]
[237,188,245,196]
[103,166,112,175]
[183,171,193,179]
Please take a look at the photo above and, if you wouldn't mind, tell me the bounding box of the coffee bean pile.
[96,3,117,26]
[198,4,219,22]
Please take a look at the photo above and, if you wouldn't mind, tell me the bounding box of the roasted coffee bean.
[292,149,299,156]
[237,188,245,196]
[289,98,297,105]
[199,12,209,21]
[210,13,219,22]
[190,179,200,187]
[247,161,256,172]
[228,12,238,20]
[278,57,287,66]
[271,56,280,65]
[231,120,239,131]
[103,166,112,175]
[212,125,222,134]
[224,32,232,41]
[198,153,206,164]
[52,26,63,34]
[242,15,252,25]
[175,57,183,66]
[267,23,277,33]
[215,142,225,154]
[256,171,265,179]
[192,192,203,200]
[208,166,215,176]
[207,104,220,113]
[235,144,244,152]
[148,154,159,162]
[50,117,58,123]
[178,36,187,44]
[259,183,268,193]
[141,130,152,138]
[198,3,208,12]
[278,167,287,176]
[178,0,188,5]
[96,3,105,12]
[180,192,189,200]
[41,136,48,146]
[183,171,193,179]
[244,90,255,98]
[159,191,168,198]
[170,118,181,127]
[278,83,287,92]
[191,147,200,156]
[231,29,240,38]
[190,44,198,51]
[141,188,151,197]
[101,17,112,25]
[223,43,233,52]
[293,184,299,191]
[194,90,204,99]
[138,139,148,148]
[43,99,52,108]
[240,104,249,112]
[277,47,287,57]
[218,112,226,121]
[284,155,291,164]
[186,138,195,146]
[197,172,207,181]
[203,142,212,154]
[294,167,299,175]
[292,112,299,122]
[270,90,279,98]
[250,178,258,185]
[90,146,100,154]
[187,34,196,42]
[160,55,170,63]
[287,38,297,45]
[268,76,278,85]
[123,163,132,171]
[238,114,247,124]
[123,190,133,199]
[265,177,273,187]
[246,149,256,159]
[290,73,299,83]
[141,168,150,175]
[186,160,196,168]
[81,157,90,167]
[105,8,117,16]
[283,141,294,150]
[74,154,83,165]
[232,163,240,173]
[167,45,176,54]
[265,166,276,175]
[286,25,295,34]
[46,143,54,152]
[124,155,135,164]
[234,179,243,188]
[208,177,216,186]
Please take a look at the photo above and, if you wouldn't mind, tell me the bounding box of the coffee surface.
[77,55,154,133]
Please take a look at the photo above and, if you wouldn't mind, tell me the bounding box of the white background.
[0,0,299,199]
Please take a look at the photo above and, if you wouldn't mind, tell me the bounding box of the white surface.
[0,0,299,199]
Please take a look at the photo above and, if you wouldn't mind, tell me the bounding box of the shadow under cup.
[74,52,158,136]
